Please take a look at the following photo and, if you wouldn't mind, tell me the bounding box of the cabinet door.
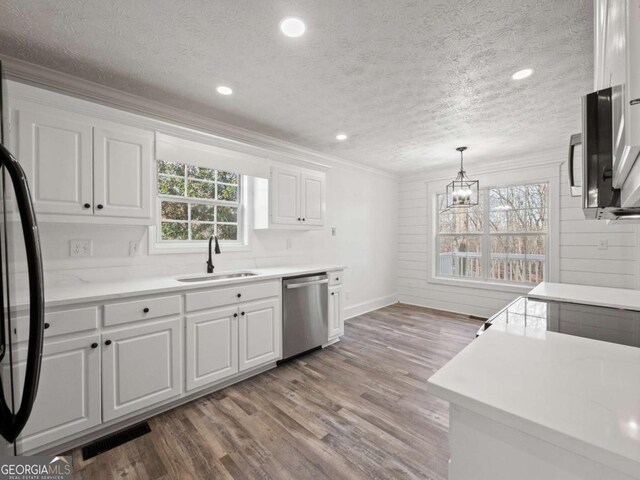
[93,125,153,219]
[17,108,93,215]
[605,0,627,87]
[594,0,609,89]
[239,298,281,371]
[102,318,181,422]
[271,167,301,224]
[4,335,101,453]
[328,285,344,340]
[300,172,326,226]
[185,306,238,391]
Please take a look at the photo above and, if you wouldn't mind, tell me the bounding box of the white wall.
[397,149,639,318]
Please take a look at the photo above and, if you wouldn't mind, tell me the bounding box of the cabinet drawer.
[104,295,181,327]
[13,307,98,342]
[186,280,280,312]
[329,271,343,286]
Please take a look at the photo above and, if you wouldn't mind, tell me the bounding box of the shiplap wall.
[559,166,638,288]
[398,150,639,318]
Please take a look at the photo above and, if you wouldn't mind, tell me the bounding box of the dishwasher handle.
[285,279,329,289]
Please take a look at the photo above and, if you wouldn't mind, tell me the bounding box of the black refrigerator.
[0,60,46,455]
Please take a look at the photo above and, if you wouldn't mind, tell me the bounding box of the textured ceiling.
[0,0,593,173]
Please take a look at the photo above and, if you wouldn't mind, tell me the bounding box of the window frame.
[430,176,557,294]
[149,161,250,254]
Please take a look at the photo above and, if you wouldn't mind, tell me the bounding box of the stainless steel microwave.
[568,85,640,221]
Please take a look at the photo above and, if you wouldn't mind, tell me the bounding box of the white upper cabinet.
[256,164,326,229]
[93,125,153,219]
[301,171,326,226]
[271,167,301,225]
[10,92,153,224]
[595,0,626,90]
[17,108,93,216]
[594,0,640,199]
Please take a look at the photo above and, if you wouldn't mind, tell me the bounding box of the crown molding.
[402,148,566,183]
[1,55,398,181]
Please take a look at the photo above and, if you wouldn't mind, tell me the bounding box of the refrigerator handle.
[568,133,583,197]
[0,143,44,443]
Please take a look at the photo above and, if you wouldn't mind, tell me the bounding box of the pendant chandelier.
[446,146,479,208]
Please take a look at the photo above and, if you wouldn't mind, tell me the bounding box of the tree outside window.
[157,160,242,242]
[436,183,548,285]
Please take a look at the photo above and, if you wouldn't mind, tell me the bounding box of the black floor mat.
[81,422,151,460]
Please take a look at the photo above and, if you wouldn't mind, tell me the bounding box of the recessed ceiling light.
[336,133,348,141]
[216,86,233,95]
[279,17,306,38]
[511,68,533,80]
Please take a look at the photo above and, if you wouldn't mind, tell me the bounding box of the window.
[436,183,548,285]
[157,160,242,242]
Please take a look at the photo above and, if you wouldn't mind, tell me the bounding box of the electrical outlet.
[598,239,609,250]
[331,227,337,236]
[70,240,91,257]
[129,241,139,256]
[286,238,292,250]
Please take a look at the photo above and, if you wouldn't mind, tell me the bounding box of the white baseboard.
[398,297,486,319]
[345,292,399,319]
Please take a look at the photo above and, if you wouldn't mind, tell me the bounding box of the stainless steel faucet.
[207,235,221,273]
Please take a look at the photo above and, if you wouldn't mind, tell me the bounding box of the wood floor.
[70,303,481,480]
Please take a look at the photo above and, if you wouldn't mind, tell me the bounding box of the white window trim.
[426,164,560,292]
[149,173,251,254]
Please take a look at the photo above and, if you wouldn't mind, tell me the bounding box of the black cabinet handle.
[105,340,112,346]
[91,343,98,349]
[233,313,238,318]
[143,307,149,313]
[331,292,335,296]
[97,204,104,210]
[335,277,339,280]
[83,203,91,209]
[237,293,242,298]
[241,311,245,316]
[302,218,306,221]
[44,322,50,329]
[297,217,301,221]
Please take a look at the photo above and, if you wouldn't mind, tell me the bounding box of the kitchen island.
[428,291,640,479]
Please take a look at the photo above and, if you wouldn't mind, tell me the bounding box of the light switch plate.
[70,240,92,257]
[129,241,139,256]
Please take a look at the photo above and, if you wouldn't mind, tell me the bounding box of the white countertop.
[427,322,640,478]
[529,282,640,311]
[18,264,344,309]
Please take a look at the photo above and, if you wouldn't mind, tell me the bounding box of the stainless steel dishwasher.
[282,273,328,360]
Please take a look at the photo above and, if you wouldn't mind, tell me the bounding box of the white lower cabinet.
[239,299,281,371]
[101,318,181,422]
[185,306,239,391]
[11,335,101,453]
[328,285,344,340]
[11,278,296,453]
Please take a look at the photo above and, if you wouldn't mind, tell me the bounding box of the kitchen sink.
[177,272,258,282]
